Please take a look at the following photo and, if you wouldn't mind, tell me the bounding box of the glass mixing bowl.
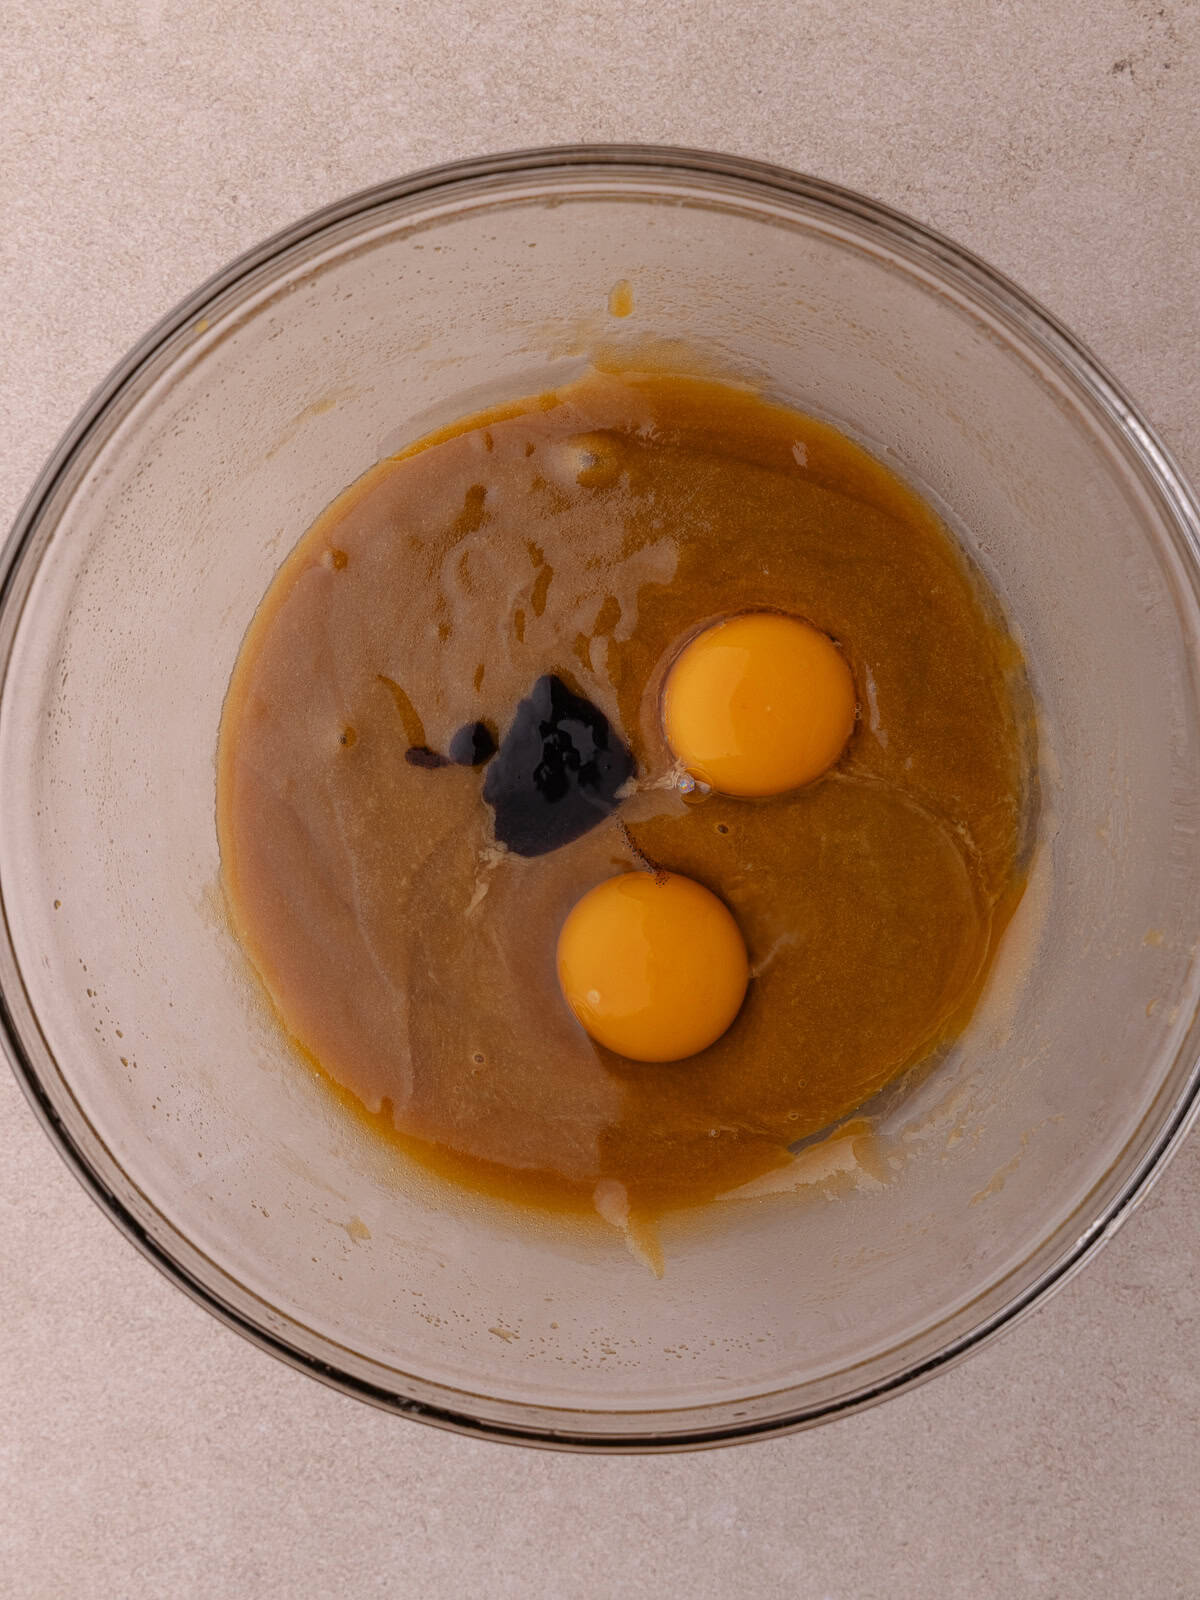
[3,147,1199,1451]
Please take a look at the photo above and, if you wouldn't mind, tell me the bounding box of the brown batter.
[217,368,1032,1217]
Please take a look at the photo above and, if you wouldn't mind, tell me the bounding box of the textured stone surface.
[2,2,1198,1595]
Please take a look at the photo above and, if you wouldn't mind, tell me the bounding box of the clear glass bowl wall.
[2,150,1198,1449]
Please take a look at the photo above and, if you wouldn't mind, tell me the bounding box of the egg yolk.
[556,871,749,1062]
[662,612,856,797]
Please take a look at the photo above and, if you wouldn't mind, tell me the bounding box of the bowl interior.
[3,155,1199,1445]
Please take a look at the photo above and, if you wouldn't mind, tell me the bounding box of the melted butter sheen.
[217,369,1032,1217]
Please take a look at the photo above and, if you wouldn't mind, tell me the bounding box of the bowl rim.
[3,142,1200,1452]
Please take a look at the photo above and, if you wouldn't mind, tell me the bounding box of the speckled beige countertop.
[2,3,1199,1596]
